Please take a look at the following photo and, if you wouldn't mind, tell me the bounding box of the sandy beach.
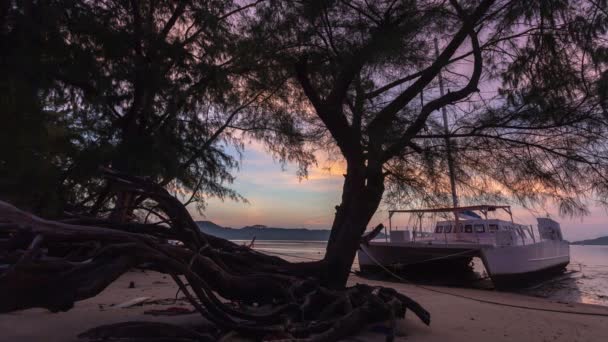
[1,270,607,342]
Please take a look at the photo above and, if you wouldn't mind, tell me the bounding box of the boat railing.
[529,225,536,243]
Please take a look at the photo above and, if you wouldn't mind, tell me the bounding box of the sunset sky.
[196,143,608,241]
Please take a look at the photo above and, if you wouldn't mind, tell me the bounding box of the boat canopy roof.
[388,205,512,218]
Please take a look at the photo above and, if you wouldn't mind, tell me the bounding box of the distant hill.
[196,221,386,241]
[571,236,608,245]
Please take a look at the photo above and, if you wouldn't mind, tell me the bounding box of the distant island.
[571,236,608,245]
[197,221,386,241]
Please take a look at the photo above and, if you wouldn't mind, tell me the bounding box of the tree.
[3,4,430,339]
[55,0,247,219]
[1,0,312,219]
[246,0,608,288]
[0,0,80,215]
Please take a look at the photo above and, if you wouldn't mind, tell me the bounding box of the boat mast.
[434,38,459,209]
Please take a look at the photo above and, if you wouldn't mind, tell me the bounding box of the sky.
[187,23,608,243]
[193,142,608,242]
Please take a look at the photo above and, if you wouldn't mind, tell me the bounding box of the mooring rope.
[255,244,608,317]
[255,249,321,261]
[358,244,608,317]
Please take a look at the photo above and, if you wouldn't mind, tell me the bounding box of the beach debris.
[217,331,249,342]
[116,297,152,309]
[78,321,215,342]
[0,169,430,341]
[128,281,135,288]
[144,307,195,316]
[143,297,189,306]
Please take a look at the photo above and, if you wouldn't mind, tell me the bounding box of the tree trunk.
[109,191,134,222]
[108,120,139,222]
[322,160,384,289]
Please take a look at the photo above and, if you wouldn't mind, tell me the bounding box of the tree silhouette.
[3,0,608,340]
[1,0,311,218]
[246,0,608,287]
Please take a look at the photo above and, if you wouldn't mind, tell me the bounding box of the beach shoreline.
[1,270,607,341]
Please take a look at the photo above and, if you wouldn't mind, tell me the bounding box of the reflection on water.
[241,240,608,307]
[516,245,608,306]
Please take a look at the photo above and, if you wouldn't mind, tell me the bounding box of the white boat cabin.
[431,219,534,246]
[386,205,565,247]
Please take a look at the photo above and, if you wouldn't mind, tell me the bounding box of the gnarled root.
[0,169,429,341]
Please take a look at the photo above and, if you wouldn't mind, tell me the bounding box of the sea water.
[240,240,608,307]
[516,245,608,306]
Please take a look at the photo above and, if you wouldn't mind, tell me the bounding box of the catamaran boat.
[357,205,570,288]
[361,63,571,288]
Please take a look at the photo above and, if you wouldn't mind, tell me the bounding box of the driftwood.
[0,169,429,341]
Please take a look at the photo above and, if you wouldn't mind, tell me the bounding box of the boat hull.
[358,240,570,288]
[488,261,569,288]
[358,242,478,276]
[480,240,570,288]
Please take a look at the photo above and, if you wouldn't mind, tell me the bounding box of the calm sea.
[241,241,608,307]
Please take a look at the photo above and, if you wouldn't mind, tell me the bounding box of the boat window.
[474,224,485,233]
[435,226,443,233]
[488,224,498,232]
[444,225,452,233]
[464,225,473,233]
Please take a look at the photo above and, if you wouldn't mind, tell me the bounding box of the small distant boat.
[358,205,570,288]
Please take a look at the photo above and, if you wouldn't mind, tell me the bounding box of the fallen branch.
[361,224,385,245]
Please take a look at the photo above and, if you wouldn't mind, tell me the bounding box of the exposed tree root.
[0,169,430,341]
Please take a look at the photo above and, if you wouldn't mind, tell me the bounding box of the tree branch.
[294,57,358,159]
[158,2,188,39]
[367,0,495,137]
[382,3,485,161]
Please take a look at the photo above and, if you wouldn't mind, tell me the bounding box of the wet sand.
[1,270,607,341]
